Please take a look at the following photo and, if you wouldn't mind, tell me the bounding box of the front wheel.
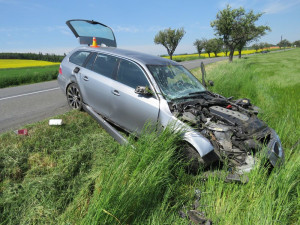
[180,143,220,174]
[180,143,205,174]
[66,83,83,110]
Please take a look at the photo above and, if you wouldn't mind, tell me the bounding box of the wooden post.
[200,62,206,88]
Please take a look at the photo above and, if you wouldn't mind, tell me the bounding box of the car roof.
[75,46,180,66]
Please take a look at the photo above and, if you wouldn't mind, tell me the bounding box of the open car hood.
[66,19,117,47]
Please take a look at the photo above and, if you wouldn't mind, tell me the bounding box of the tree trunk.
[170,54,173,60]
[238,49,242,58]
[208,53,210,58]
[229,49,234,62]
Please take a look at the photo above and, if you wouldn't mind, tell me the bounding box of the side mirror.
[135,86,153,96]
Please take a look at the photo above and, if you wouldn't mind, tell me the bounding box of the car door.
[78,52,119,118]
[109,59,160,134]
[66,19,117,47]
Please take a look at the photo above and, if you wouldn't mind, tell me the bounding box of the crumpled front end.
[169,92,284,173]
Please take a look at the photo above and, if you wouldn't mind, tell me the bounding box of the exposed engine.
[169,91,282,172]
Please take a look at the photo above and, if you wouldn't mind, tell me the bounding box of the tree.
[278,39,291,49]
[293,40,300,47]
[263,42,272,49]
[205,38,223,57]
[222,45,229,56]
[154,27,185,60]
[193,39,206,57]
[204,39,213,57]
[252,43,260,52]
[259,42,265,50]
[211,5,270,61]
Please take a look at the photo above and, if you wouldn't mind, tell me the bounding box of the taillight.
[59,66,62,75]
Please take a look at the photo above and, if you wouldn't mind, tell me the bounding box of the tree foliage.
[0,52,64,62]
[293,40,300,47]
[205,38,223,57]
[154,28,185,60]
[211,5,270,61]
[278,39,291,49]
[193,39,206,56]
[252,43,260,52]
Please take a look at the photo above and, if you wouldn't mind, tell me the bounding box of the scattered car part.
[83,104,128,145]
[187,210,212,225]
[14,129,28,135]
[49,119,63,126]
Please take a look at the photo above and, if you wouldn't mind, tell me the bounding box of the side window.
[69,51,90,66]
[117,60,149,89]
[93,53,119,78]
[85,52,97,70]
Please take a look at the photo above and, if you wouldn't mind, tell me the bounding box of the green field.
[0,49,299,224]
[0,65,59,88]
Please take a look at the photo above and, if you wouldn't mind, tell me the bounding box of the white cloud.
[113,25,140,33]
[0,26,73,36]
[218,0,248,9]
[263,0,300,14]
[119,43,195,56]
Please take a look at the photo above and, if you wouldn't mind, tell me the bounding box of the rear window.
[93,53,119,78]
[69,51,90,66]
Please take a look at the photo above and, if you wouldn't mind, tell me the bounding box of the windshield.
[147,65,206,100]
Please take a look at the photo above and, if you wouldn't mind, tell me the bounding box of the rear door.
[66,19,117,47]
[78,52,119,117]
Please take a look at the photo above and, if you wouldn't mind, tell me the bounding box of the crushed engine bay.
[169,91,283,172]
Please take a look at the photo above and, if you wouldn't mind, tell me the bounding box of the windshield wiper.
[189,90,210,95]
[171,91,210,101]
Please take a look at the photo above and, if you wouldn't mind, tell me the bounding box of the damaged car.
[58,19,284,173]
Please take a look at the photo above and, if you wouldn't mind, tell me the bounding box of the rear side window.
[93,53,119,78]
[117,60,149,89]
[69,51,90,66]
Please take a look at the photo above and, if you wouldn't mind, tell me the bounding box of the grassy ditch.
[0,49,299,224]
[190,49,300,224]
[0,65,59,88]
[0,112,189,224]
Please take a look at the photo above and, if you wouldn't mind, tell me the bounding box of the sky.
[0,0,300,56]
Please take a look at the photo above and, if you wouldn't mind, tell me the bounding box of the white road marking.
[0,87,60,101]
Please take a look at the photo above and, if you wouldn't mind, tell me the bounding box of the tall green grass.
[0,65,59,88]
[0,112,189,225]
[191,49,300,224]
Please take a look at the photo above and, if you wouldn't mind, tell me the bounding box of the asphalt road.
[0,56,229,133]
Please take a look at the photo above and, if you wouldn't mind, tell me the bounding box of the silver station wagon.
[58,19,284,173]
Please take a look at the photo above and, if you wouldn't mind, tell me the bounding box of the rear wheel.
[66,83,83,110]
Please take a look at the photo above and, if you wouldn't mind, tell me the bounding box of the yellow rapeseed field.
[0,59,60,69]
[164,49,264,60]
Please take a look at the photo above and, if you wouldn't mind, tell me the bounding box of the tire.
[66,83,83,110]
[180,143,205,174]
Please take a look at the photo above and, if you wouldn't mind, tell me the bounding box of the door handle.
[112,90,120,96]
[83,76,89,81]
